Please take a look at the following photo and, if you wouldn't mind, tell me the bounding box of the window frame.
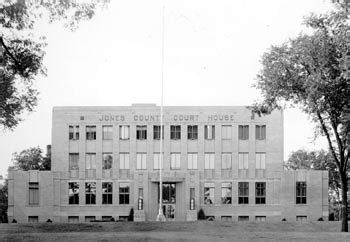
[238,125,249,140]
[102,153,113,170]
[204,153,215,170]
[187,125,198,140]
[238,182,249,204]
[255,153,266,170]
[85,182,96,205]
[153,153,164,170]
[69,153,79,170]
[187,153,198,170]
[170,125,181,140]
[221,125,232,140]
[153,125,164,140]
[69,125,79,140]
[28,182,39,206]
[255,125,266,140]
[238,153,249,170]
[136,153,147,170]
[119,153,130,170]
[102,182,113,205]
[204,183,215,205]
[255,182,266,204]
[170,153,181,170]
[136,125,147,140]
[68,182,79,205]
[296,181,307,204]
[221,153,232,170]
[85,153,96,170]
[119,125,130,140]
[119,183,130,205]
[86,125,96,140]
[221,182,232,204]
[102,125,113,140]
[204,125,215,140]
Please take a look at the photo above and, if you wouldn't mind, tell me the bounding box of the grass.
[1,221,350,241]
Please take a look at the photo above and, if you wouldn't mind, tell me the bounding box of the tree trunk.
[340,172,348,232]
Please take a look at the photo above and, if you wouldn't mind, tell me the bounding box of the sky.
[0,0,335,178]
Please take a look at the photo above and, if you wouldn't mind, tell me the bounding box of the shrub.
[281,218,286,221]
[46,219,52,223]
[12,219,17,223]
[128,208,134,221]
[197,208,206,220]
[318,217,324,221]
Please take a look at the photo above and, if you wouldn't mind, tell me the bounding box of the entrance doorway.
[159,183,176,221]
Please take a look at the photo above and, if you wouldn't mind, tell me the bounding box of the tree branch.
[0,36,23,75]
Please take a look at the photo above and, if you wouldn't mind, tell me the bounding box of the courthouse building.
[8,104,329,222]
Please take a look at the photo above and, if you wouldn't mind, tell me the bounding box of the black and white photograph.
[0,0,349,241]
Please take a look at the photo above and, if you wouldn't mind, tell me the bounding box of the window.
[238,216,249,221]
[69,153,79,170]
[238,125,249,140]
[85,216,96,222]
[68,182,79,205]
[29,182,39,205]
[136,125,147,140]
[153,153,163,169]
[296,182,307,204]
[85,153,96,170]
[86,126,96,140]
[221,125,232,139]
[238,182,249,204]
[69,125,79,140]
[190,188,195,210]
[204,183,215,205]
[187,125,198,140]
[255,216,266,222]
[119,153,130,169]
[296,216,307,221]
[170,153,181,170]
[119,125,130,140]
[205,153,215,169]
[85,182,96,204]
[28,216,39,223]
[239,153,249,170]
[255,182,266,204]
[256,153,266,169]
[153,125,164,140]
[221,216,232,221]
[68,216,79,223]
[102,216,113,221]
[119,183,130,204]
[102,182,113,204]
[221,153,232,169]
[187,153,198,170]
[221,182,232,204]
[255,125,266,140]
[102,125,113,140]
[102,153,113,170]
[161,183,176,203]
[204,125,215,140]
[170,125,181,140]
[136,153,147,170]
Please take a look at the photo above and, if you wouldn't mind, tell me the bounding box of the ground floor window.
[238,216,249,222]
[221,182,232,204]
[28,216,38,223]
[221,216,232,221]
[69,182,79,204]
[159,183,176,203]
[119,183,130,204]
[238,182,249,204]
[102,216,113,221]
[255,182,266,204]
[102,182,113,204]
[85,182,96,204]
[68,216,79,223]
[119,216,129,221]
[204,183,215,205]
[255,216,266,222]
[296,216,307,221]
[85,216,96,222]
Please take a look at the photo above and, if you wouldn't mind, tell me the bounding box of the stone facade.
[8,104,328,222]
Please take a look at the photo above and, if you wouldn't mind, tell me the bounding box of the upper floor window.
[221,182,232,204]
[102,182,112,204]
[170,125,181,140]
[69,125,79,140]
[29,182,39,205]
[205,153,215,169]
[204,125,215,140]
[238,125,249,140]
[255,182,266,204]
[238,182,249,204]
[153,153,163,169]
[296,182,307,204]
[119,153,130,169]
[85,182,96,204]
[187,153,198,170]
[136,125,147,140]
[136,153,147,170]
[119,183,130,204]
[255,153,266,170]
[187,125,198,140]
[102,153,113,170]
[119,125,130,140]
[204,183,215,205]
[69,182,79,205]
[239,153,249,170]
[221,125,232,140]
[69,153,79,170]
[255,125,266,140]
[153,125,164,140]
[86,126,96,140]
[221,153,232,169]
[102,125,113,140]
[170,153,181,170]
[86,153,96,170]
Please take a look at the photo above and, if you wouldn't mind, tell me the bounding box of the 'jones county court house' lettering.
[99,114,234,122]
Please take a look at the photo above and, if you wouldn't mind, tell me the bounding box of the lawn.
[1,221,350,241]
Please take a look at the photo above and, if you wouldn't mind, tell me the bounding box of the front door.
[159,183,176,221]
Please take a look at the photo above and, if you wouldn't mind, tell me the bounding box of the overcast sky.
[0,0,334,178]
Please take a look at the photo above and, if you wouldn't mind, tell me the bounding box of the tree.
[12,146,51,171]
[0,179,8,223]
[285,149,342,220]
[0,0,107,130]
[253,9,350,231]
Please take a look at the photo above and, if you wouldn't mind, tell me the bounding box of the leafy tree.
[12,146,51,171]
[253,9,350,231]
[0,0,107,130]
[0,179,8,223]
[285,149,342,220]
